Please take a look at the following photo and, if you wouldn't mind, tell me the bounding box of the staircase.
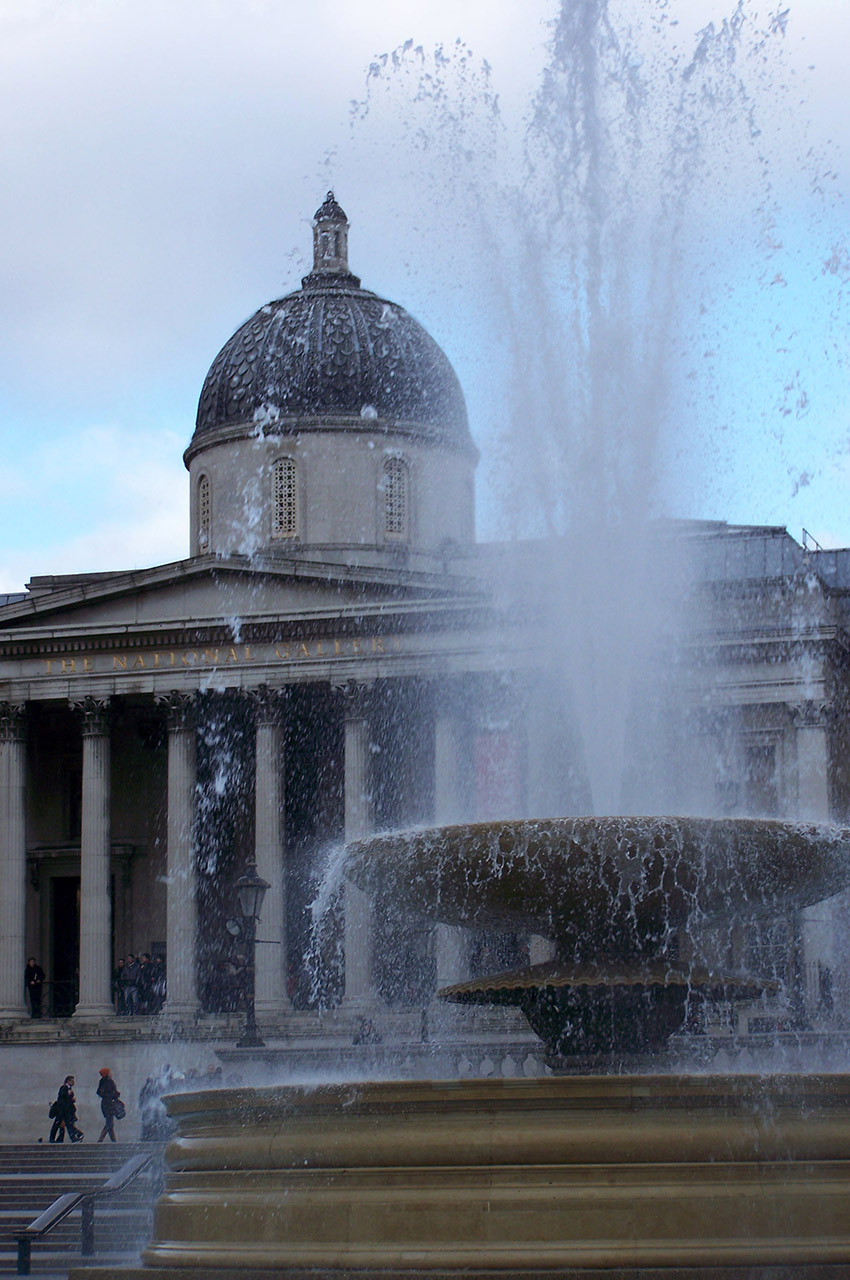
[0,1143,160,1276]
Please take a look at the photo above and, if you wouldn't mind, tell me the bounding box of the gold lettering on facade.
[39,634,403,679]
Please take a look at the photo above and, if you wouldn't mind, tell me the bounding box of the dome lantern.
[303,192,360,289]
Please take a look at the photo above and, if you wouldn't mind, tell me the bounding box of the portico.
[0,560,543,1026]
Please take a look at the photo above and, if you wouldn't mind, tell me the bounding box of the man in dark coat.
[151,955,166,1012]
[112,958,126,1014]
[122,954,140,1016]
[25,957,45,1018]
[49,1075,83,1143]
[137,954,153,1014]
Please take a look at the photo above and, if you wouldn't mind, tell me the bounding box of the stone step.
[0,1142,159,1275]
[0,1189,149,1208]
[0,1146,153,1167]
[0,1251,143,1276]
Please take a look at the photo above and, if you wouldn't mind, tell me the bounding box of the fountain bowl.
[127,1075,850,1277]
[345,816,850,951]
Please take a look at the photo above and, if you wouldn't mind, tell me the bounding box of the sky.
[0,0,848,593]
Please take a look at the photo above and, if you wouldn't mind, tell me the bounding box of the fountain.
[347,816,850,1064]
[104,815,850,1278]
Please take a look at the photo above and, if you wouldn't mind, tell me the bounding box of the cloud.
[0,423,187,592]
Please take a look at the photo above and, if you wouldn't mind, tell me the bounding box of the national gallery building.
[2,196,850,1105]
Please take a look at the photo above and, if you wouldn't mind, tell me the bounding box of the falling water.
[347,0,841,817]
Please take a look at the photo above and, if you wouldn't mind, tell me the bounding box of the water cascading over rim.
[344,815,850,1062]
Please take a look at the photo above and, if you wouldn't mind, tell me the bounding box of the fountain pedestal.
[75,1074,850,1278]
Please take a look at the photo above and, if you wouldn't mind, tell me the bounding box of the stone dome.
[191,195,471,451]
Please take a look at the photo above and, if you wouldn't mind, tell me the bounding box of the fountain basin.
[135,1075,850,1274]
[346,817,850,951]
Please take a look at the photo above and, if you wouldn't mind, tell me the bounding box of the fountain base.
[91,1075,850,1275]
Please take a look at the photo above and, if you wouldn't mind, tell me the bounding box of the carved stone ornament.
[789,700,833,731]
[71,696,111,737]
[155,690,196,732]
[0,702,26,744]
[332,679,374,721]
[248,684,289,728]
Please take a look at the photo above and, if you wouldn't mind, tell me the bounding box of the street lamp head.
[235,862,270,921]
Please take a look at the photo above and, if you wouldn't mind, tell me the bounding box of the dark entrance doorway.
[51,876,80,1017]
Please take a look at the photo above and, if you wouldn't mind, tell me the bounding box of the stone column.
[0,703,28,1019]
[434,689,466,990]
[790,700,834,1019]
[250,685,290,1014]
[337,680,375,1009]
[791,701,831,821]
[157,692,200,1019]
[73,697,115,1019]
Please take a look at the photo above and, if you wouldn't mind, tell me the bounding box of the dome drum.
[188,429,475,560]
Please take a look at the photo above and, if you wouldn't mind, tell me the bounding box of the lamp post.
[234,862,270,1049]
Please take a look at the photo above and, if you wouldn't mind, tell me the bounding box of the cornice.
[183,413,480,468]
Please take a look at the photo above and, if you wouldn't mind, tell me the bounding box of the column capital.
[71,696,111,737]
[248,684,290,727]
[789,700,833,730]
[156,690,196,731]
[332,678,374,720]
[0,702,26,744]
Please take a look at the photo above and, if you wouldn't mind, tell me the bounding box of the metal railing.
[15,1151,154,1275]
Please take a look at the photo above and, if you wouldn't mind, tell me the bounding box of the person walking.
[96,1068,122,1143]
[49,1075,83,1143]
[25,957,45,1018]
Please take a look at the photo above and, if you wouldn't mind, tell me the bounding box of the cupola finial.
[311,191,350,275]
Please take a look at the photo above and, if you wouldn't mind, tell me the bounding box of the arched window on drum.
[272,457,298,539]
[383,456,409,540]
[198,475,211,551]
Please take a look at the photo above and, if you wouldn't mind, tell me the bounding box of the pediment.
[0,555,460,635]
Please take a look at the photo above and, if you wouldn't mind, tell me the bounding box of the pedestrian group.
[48,1069,124,1144]
[112,953,166,1015]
